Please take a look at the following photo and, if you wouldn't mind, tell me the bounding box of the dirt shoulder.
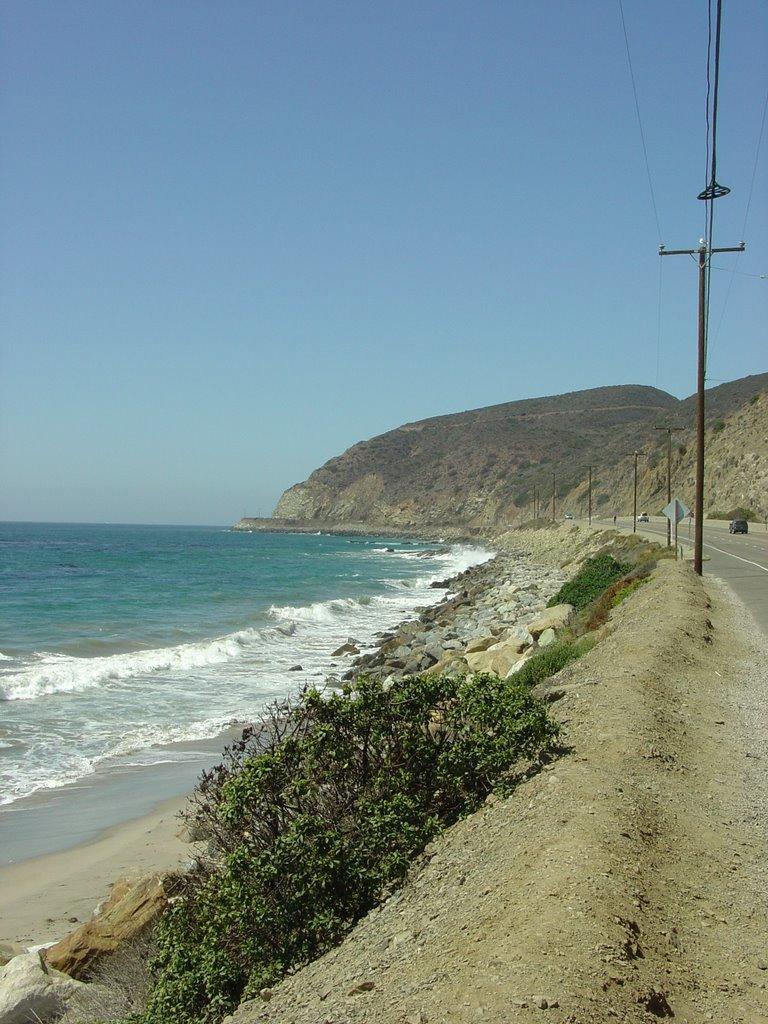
[227,561,768,1024]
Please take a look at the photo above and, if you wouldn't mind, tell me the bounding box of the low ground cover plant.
[138,673,558,1024]
[547,552,633,611]
[513,635,595,688]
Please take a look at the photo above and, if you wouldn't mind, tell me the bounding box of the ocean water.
[0,523,491,809]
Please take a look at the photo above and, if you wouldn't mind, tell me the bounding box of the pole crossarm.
[659,244,745,257]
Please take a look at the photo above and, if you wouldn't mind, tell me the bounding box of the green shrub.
[707,506,759,523]
[546,553,632,610]
[141,674,557,1024]
[514,636,594,688]
[610,576,647,607]
[712,419,726,433]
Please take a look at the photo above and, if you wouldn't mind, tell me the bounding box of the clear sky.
[1,1,766,525]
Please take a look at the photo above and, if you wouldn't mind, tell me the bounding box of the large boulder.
[465,631,532,677]
[44,873,176,980]
[465,635,497,654]
[0,952,84,1024]
[526,603,574,639]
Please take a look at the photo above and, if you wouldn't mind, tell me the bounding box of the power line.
[617,0,664,244]
[698,0,729,374]
[740,86,768,238]
[708,86,768,359]
[711,265,766,279]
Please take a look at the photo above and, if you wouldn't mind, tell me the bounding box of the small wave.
[0,652,14,661]
[268,594,386,624]
[0,628,266,702]
[0,714,247,806]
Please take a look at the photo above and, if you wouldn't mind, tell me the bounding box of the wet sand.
[0,730,247,947]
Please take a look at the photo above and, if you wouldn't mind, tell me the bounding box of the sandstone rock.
[538,628,556,647]
[44,873,177,980]
[424,651,467,677]
[331,642,360,657]
[0,952,84,1024]
[527,604,574,638]
[465,636,496,654]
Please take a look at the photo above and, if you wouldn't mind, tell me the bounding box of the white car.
[563,513,574,520]
[637,512,650,523]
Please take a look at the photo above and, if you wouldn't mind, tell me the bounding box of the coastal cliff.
[270,375,768,529]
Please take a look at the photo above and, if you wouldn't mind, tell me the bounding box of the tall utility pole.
[532,486,538,521]
[659,239,745,573]
[627,451,645,532]
[588,466,593,525]
[654,425,683,547]
[551,470,556,522]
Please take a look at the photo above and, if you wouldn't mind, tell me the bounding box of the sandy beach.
[0,793,190,948]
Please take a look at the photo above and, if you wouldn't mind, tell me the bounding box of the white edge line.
[636,525,768,574]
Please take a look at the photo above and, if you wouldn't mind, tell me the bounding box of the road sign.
[663,498,689,524]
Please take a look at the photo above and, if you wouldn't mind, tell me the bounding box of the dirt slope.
[227,562,768,1024]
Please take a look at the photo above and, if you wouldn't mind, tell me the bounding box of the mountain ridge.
[272,374,768,528]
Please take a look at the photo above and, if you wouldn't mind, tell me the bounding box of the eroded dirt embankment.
[227,560,768,1024]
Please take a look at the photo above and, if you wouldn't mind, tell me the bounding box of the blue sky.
[1,1,766,525]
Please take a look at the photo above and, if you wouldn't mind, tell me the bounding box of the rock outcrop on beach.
[44,873,176,981]
[269,374,767,529]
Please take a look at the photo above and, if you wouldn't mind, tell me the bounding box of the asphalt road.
[609,516,768,635]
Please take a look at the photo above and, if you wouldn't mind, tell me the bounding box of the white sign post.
[663,499,690,559]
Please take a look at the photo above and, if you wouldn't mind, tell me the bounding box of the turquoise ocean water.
[0,523,490,811]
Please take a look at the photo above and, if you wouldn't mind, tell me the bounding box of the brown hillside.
[273,375,768,527]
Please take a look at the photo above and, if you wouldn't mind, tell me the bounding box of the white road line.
[635,525,768,573]
[701,542,768,573]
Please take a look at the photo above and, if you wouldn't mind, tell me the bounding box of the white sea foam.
[0,628,267,702]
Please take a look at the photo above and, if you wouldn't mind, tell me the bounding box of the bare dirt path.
[228,561,768,1024]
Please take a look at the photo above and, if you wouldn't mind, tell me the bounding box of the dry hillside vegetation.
[227,562,768,1024]
[273,375,767,528]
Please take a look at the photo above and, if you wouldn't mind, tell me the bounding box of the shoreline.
[0,793,190,948]
[0,537,503,948]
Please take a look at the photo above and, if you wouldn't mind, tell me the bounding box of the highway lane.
[610,516,768,634]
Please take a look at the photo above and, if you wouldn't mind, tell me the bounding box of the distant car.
[637,512,650,523]
[563,513,574,520]
[729,519,748,534]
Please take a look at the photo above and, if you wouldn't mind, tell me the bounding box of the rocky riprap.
[325,551,570,690]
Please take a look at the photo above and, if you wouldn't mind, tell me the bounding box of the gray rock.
[0,953,85,1024]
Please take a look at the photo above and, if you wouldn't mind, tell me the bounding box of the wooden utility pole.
[659,239,745,573]
[588,465,592,525]
[654,425,683,547]
[627,451,645,533]
[551,470,556,522]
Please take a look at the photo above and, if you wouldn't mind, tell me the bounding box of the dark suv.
[729,519,748,534]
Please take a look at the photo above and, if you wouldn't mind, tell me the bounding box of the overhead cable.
[617,0,664,244]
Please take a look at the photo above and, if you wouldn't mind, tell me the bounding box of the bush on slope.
[139,674,557,1024]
